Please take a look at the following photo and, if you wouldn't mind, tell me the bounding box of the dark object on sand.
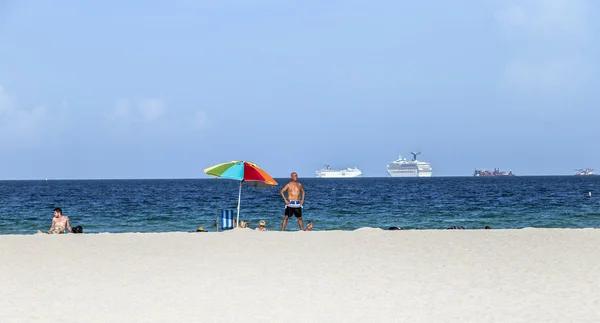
[484,226,491,229]
[447,226,465,230]
[72,226,83,233]
[388,226,403,230]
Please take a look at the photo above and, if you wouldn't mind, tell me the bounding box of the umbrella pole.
[236,181,242,227]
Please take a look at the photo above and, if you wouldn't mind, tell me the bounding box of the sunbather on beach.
[304,221,313,231]
[280,171,305,231]
[38,208,72,234]
[256,220,268,231]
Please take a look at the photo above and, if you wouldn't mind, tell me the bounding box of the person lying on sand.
[38,208,72,234]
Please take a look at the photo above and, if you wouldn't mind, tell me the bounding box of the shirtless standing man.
[280,172,305,231]
[38,207,72,234]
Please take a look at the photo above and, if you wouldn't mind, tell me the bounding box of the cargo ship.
[473,168,515,176]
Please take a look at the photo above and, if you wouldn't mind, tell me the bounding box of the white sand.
[1,228,599,323]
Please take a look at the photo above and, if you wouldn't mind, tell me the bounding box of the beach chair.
[217,209,236,232]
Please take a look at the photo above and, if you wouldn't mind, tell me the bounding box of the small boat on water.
[575,168,596,176]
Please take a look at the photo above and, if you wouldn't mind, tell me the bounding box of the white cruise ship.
[386,152,433,177]
[315,165,363,178]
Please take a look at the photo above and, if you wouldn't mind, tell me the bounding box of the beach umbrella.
[203,161,278,225]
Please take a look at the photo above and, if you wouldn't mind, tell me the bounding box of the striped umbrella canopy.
[204,161,278,225]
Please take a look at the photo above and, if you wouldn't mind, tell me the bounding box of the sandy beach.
[1,228,599,322]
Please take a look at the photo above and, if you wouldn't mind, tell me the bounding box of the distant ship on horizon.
[575,168,596,176]
[315,165,363,178]
[473,168,515,176]
[386,152,433,177]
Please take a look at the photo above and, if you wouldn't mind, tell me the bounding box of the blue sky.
[1,0,598,179]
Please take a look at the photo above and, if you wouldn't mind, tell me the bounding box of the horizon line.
[0,174,587,181]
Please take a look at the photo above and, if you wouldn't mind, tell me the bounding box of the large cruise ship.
[386,152,433,177]
[315,165,363,178]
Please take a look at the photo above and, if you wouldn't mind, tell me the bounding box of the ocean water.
[0,176,599,235]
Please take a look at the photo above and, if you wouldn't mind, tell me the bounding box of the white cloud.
[107,98,167,124]
[503,56,590,94]
[138,99,166,121]
[0,85,48,145]
[192,110,208,129]
[495,0,590,38]
[0,85,15,117]
[106,99,210,133]
[107,98,132,122]
[494,0,592,95]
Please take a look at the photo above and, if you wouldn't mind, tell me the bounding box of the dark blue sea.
[1,177,599,235]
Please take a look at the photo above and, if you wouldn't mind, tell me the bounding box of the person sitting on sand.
[255,220,268,231]
[304,221,313,231]
[38,208,72,234]
[239,220,249,229]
